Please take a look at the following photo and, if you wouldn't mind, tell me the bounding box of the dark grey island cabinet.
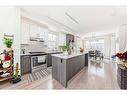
[117,64,127,89]
[20,55,31,75]
[47,52,62,67]
[52,53,87,87]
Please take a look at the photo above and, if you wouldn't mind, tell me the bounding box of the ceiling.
[20,6,127,37]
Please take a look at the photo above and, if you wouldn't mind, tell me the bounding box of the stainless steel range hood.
[30,37,44,42]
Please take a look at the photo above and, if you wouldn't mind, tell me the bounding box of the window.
[48,33,57,50]
[85,39,104,53]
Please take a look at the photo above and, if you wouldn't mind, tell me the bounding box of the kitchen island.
[52,53,88,87]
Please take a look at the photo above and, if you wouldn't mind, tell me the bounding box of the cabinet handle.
[61,59,63,63]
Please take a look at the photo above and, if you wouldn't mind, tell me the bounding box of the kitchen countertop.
[52,53,87,59]
[46,51,62,54]
[20,53,47,56]
[20,51,63,56]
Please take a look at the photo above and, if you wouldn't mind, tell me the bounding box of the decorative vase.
[63,50,68,55]
[68,50,71,55]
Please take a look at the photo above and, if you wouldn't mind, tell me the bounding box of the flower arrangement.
[116,51,127,60]
[115,51,127,68]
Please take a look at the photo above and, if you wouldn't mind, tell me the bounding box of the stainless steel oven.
[30,53,47,72]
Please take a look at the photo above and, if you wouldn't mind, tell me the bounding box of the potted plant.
[11,63,21,84]
[3,37,13,52]
[62,44,71,55]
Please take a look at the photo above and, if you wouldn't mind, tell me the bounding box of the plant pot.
[11,75,21,84]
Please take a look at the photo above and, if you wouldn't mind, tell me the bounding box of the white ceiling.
[20,6,127,37]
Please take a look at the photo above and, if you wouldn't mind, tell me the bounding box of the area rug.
[25,67,52,83]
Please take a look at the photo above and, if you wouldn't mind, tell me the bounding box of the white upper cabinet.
[29,22,47,40]
[21,17,67,47]
[29,23,38,38]
[21,17,48,44]
[21,20,30,44]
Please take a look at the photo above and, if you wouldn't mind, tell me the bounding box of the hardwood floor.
[0,59,119,89]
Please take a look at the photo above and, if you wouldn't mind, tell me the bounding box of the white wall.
[0,7,15,51]
[0,6,20,73]
[118,24,127,52]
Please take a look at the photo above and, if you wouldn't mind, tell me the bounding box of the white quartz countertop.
[52,53,87,59]
[20,51,62,56]
[46,51,62,54]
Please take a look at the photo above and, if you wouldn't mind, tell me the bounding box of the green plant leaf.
[3,38,13,48]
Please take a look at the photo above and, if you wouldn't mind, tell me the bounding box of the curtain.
[104,36,111,59]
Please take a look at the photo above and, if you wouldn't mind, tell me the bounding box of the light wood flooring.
[0,59,119,89]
